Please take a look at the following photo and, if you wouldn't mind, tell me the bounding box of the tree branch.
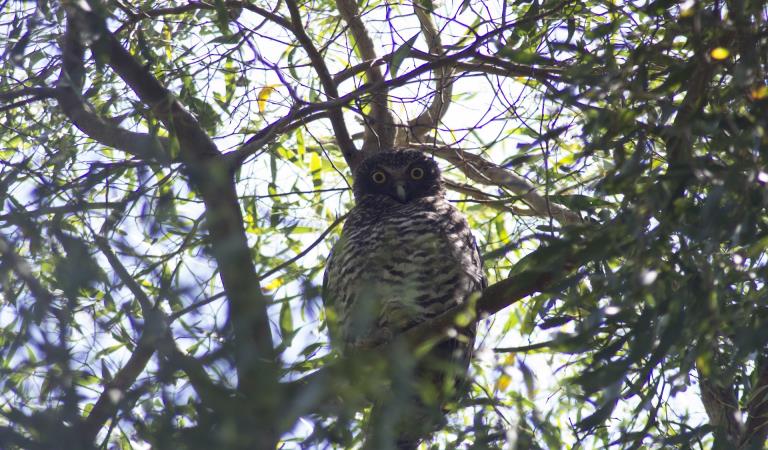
[332,49,563,86]
[0,234,56,323]
[443,179,534,216]
[336,0,397,153]
[406,4,454,143]
[230,18,531,166]
[415,143,582,224]
[0,87,58,112]
[284,0,358,169]
[57,20,172,164]
[0,87,59,103]
[697,364,742,445]
[84,235,234,441]
[63,4,279,433]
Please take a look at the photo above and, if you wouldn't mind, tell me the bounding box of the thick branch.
[64,9,217,158]
[0,87,58,112]
[285,0,358,169]
[0,87,59,103]
[64,3,278,422]
[407,4,454,143]
[697,364,742,445]
[336,0,397,153]
[55,88,172,163]
[57,19,172,163]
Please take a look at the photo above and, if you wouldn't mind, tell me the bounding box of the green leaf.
[390,33,419,78]
[280,301,294,339]
[213,0,231,34]
[575,398,618,430]
[496,47,553,65]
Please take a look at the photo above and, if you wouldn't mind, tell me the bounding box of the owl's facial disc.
[353,150,443,202]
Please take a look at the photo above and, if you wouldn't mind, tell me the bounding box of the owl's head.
[352,149,443,203]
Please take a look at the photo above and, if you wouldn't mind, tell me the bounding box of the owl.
[323,149,486,449]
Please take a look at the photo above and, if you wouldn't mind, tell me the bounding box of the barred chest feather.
[325,195,483,348]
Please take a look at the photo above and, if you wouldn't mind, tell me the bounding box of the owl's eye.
[371,171,387,183]
[410,167,425,180]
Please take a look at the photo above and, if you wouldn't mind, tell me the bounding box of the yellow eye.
[410,167,425,180]
[371,171,387,183]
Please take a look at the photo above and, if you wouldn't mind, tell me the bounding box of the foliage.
[1,0,767,449]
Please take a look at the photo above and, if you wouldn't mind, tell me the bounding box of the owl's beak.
[395,182,408,202]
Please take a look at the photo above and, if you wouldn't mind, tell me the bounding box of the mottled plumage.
[323,149,486,449]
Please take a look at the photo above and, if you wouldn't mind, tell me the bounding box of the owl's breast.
[327,203,481,347]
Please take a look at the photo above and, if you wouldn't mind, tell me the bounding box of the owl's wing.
[467,230,488,295]
[321,249,332,308]
[450,231,486,371]
[321,239,344,347]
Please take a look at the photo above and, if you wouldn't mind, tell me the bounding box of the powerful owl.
[323,149,486,449]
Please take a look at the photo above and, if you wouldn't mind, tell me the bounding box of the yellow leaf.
[496,374,511,392]
[257,85,278,113]
[263,277,284,291]
[163,24,172,60]
[710,47,729,60]
[696,355,710,376]
[750,86,768,100]
[310,152,322,187]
